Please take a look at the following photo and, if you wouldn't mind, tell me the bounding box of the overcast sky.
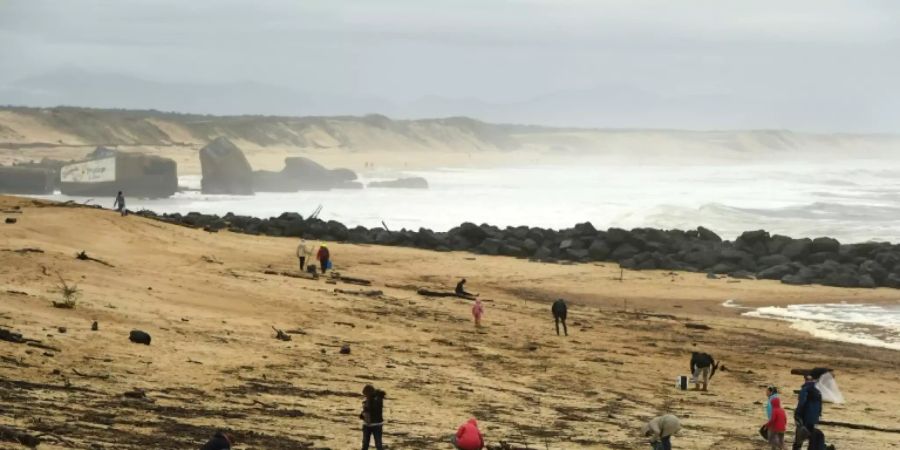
[0,0,898,131]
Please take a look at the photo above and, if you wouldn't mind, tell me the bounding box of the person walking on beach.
[456,278,477,299]
[552,298,568,336]
[113,191,127,216]
[689,351,717,391]
[359,384,386,450]
[792,375,823,450]
[472,298,484,328]
[200,431,233,450]
[317,243,331,274]
[760,385,781,439]
[296,239,311,272]
[642,414,681,450]
[451,418,484,450]
[765,397,788,450]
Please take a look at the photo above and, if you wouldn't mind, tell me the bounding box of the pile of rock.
[134,209,900,289]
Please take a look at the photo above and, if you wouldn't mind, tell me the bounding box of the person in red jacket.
[451,418,484,450]
[765,397,787,450]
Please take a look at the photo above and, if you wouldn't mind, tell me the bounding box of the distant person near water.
[451,418,484,450]
[793,375,823,450]
[455,278,477,299]
[765,397,787,450]
[296,239,311,271]
[689,351,717,391]
[472,298,484,327]
[642,414,681,450]
[317,243,331,274]
[113,191,127,216]
[200,431,232,450]
[552,298,568,336]
[359,384,386,450]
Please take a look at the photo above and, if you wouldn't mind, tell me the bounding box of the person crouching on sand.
[200,431,233,450]
[472,298,484,327]
[642,414,681,450]
[451,418,484,450]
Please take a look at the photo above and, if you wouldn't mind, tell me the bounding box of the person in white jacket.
[296,239,312,271]
[642,414,681,450]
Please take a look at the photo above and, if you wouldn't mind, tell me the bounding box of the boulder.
[200,137,254,195]
[455,222,488,244]
[280,157,358,190]
[781,238,812,260]
[858,274,877,289]
[683,248,719,269]
[565,248,590,261]
[859,260,888,284]
[533,246,553,260]
[367,177,429,189]
[757,264,796,280]
[129,330,151,345]
[811,237,841,254]
[522,238,539,254]
[696,226,722,242]
[609,243,640,261]
[605,228,630,245]
[478,238,503,255]
[588,240,611,260]
[758,254,791,268]
[766,234,793,254]
[573,222,597,237]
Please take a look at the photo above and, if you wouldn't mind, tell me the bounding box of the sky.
[0,0,898,131]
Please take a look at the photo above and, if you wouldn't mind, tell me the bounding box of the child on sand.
[317,243,331,274]
[765,397,787,450]
[359,384,386,450]
[472,298,484,327]
[451,418,484,450]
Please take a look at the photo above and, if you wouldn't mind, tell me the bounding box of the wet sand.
[1,196,898,449]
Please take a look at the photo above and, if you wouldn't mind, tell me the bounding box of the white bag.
[816,372,845,404]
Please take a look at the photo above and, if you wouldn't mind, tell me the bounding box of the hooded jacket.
[455,418,484,450]
[317,246,330,261]
[200,432,231,450]
[766,397,787,433]
[551,299,567,319]
[361,389,386,426]
[641,414,681,442]
[795,380,823,427]
[766,392,780,420]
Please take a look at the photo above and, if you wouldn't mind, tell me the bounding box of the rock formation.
[60,152,177,198]
[252,157,361,192]
[0,166,57,194]
[199,137,254,195]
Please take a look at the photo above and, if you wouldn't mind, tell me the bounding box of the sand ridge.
[1,196,899,449]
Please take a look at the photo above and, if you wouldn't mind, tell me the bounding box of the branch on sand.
[819,420,900,434]
[75,250,114,268]
[334,288,383,297]
[272,327,292,341]
[416,288,475,300]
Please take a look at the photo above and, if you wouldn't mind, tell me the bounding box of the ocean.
[37,159,900,242]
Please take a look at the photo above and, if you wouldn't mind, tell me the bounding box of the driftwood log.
[75,250,115,267]
[334,288,383,297]
[819,420,900,434]
[416,288,475,299]
[263,270,317,280]
[336,275,372,286]
[272,327,292,341]
[0,426,41,448]
[685,323,712,330]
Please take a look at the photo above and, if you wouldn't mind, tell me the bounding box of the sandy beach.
[1,195,898,449]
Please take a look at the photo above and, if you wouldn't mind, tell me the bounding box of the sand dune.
[1,196,899,449]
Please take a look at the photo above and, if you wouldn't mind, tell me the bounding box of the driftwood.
[0,426,41,448]
[336,275,372,286]
[334,288,383,297]
[75,250,114,267]
[2,247,44,254]
[272,327,292,341]
[72,368,110,380]
[0,328,60,352]
[819,420,900,434]
[417,288,464,298]
[263,270,317,280]
[685,323,712,330]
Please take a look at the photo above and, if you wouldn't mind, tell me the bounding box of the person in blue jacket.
[792,375,822,450]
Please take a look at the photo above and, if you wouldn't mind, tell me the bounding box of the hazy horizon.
[1,0,899,132]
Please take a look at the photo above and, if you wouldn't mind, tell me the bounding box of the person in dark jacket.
[360,384,385,450]
[200,431,232,450]
[551,298,568,336]
[455,279,477,299]
[792,375,823,450]
[689,352,717,391]
[113,191,127,216]
[317,243,331,274]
